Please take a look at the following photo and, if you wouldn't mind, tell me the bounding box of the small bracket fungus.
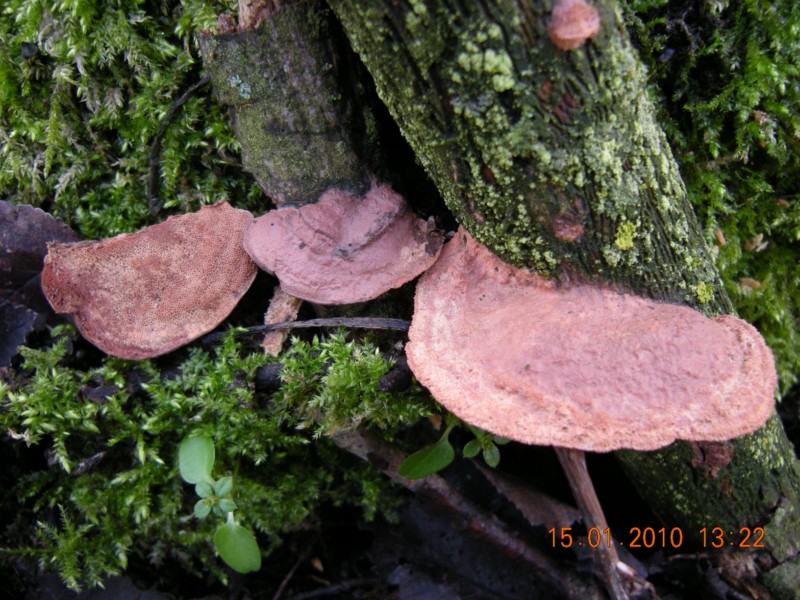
[42,201,257,359]
[407,229,776,453]
[243,182,443,304]
[548,0,601,51]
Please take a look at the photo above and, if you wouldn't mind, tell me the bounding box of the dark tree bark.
[198,0,385,206]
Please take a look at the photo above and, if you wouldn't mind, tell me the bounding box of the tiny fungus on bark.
[42,201,257,359]
[548,0,601,51]
[406,228,776,599]
[243,182,443,304]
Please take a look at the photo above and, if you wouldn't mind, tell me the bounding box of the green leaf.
[214,476,233,497]
[483,443,501,468]
[462,439,481,459]
[218,498,237,513]
[195,481,213,499]
[213,523,262,573]
[194,500,211,519]
[398,426,455,480]
[493,436,511,445]
[178,436,215,484]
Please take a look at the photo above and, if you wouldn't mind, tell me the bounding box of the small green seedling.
[398,422,510,479]
[462,425,510,468]
[178,435,261,573]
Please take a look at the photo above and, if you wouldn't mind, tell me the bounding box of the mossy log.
[326,0,800,595]
[197,0,383,206]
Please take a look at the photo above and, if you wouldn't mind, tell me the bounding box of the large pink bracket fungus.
[407,228,776,599]
[407,228,776,453]
[42,201,257,359]
[243,182,443,304]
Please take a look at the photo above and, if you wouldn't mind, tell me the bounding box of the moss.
[0,329,425,590]
[622,0,800,392]
[0,0,264,239]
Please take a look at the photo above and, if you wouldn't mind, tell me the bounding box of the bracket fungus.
[42,201,257,359]
[406,228,776,598]
[243,182,443,304]
[407,228,776,452]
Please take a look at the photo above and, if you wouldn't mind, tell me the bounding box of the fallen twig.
[201,317,410,344]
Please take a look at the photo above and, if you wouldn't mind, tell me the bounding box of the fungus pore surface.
[406,229,776,452]
[42,201,256,359]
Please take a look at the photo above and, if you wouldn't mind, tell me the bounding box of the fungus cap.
[42,201,257,359]
[243,182,443,304]
[548,0,601,51]
[406,229,776,452]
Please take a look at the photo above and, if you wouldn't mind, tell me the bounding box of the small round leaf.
[214,476,233,497]
[218,498,238,513]
[462,439,481,459]
[194,500,211,520]
[483,443,501,468]
[178,436,215,484]
[214,523,262,573]
[195,481,214,499]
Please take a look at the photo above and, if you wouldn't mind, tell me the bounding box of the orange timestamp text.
[548,526,765,550]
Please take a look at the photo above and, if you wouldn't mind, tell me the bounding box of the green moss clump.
[624,0,800,392]
[0,0,264,239]
[276,331,433,437]
[0,329,426,590]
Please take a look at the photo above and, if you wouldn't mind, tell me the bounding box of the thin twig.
[147,75,211,214]
[201,317,411,344]
[554,447,628,600]
[271,543,315,600]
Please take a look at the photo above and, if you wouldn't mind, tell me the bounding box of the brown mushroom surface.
[407,228,776,452]
[243,182,443,304]
[42,201,257,359]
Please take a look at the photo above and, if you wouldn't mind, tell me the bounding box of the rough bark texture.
[198,0,383,206]
[326,0,800,595]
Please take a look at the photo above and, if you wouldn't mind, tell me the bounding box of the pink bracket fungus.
[407,228,776,453]
[243,182,443,304]
[406,228,775,598]
[548,0,601,51]
[42,201,257,359]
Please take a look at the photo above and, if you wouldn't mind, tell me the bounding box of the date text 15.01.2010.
[548,526,765,550]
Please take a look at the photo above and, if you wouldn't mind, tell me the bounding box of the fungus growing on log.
[407,228,775,452]
[548,0,601,51]
[243,182,443,305]
[42,201,257,359]
[406,228,776,598]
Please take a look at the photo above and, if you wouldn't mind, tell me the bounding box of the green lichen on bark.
[198,0,382,206]
[618,414,800,556]
[328,0,728,309]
